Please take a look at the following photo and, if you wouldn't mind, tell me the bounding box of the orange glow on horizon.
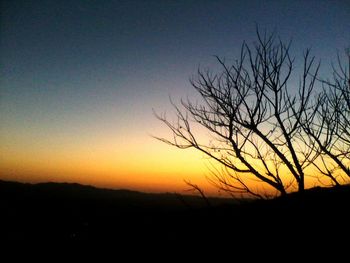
[0,128,223,195]
[1,120,348,197]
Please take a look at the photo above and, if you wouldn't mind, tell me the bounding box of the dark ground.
[1,180,349,253]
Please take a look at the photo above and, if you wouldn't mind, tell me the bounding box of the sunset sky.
[1,0,349,195]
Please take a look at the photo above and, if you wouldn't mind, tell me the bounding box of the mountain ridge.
[1,179,349,245]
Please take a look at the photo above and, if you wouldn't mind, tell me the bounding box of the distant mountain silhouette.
[1,180,349,251]
[0,180,234,209]
[0,180,234,243]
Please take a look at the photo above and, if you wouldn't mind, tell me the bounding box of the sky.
[1,0,349,195]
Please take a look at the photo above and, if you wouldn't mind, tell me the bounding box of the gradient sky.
[1,0,349,195]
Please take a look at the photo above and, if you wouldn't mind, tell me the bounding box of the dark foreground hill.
[0,180,349,249]
[0,180,234,242]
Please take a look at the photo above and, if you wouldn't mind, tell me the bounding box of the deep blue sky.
[0,0,349,191]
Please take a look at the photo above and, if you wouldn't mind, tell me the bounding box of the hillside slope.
[0,180,349,246]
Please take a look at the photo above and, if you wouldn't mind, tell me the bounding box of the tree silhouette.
[155,31,322,197]
[302,49,350,185]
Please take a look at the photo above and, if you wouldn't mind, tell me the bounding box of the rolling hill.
[0,179,349,248]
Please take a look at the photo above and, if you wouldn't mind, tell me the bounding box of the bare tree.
[302,49,350,185]
[154,31,320,197]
